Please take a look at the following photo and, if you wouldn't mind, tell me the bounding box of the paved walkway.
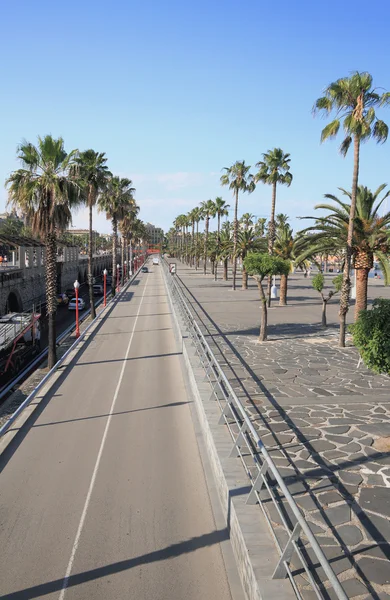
[174,261,390,600]
[0,265,237,600]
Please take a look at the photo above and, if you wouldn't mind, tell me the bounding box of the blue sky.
[1,0,390,234]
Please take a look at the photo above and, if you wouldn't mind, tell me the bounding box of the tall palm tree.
[274,222,295,306]
[219,228,233,281]
[214,197,230,280]
[188,208,197,267]
[200,199,216,274]
[119,205,140,281]
[220,161,255,290]
[6,135,80,368]
[235,228,264,289]
[194,207,203,269]
[240,212,255,230]
[298,185,390,319]
[314,71,389,346]
[99,176,135,295]
[255,148,293,306]
[73,150,111,318]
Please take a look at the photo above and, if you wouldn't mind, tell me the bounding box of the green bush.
[350,298,390,374]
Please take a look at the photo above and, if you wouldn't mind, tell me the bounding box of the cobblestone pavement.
[174,262,390,599]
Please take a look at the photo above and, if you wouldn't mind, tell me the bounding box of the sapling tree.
[243,253,290,342]
[312,273,343,328]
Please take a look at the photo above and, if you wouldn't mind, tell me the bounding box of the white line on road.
[59,275,149,599]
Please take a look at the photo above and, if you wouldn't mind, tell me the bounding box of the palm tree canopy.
[255,148,293,187]
[235,228,265,257]
[200,199,216,218]
[314,71,389,155]
[240,213,255,227]
[74,150,112,207]
[220,161,255,194]
[6,135,80,236]
[297,184,390,281]
[98,176,136,223]
[214,197,230,217]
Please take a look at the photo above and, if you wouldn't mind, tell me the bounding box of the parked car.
[93,284,104,296]
[141,266,148,273]
[106,275,113,285]
[66,288,77,300]
[57,293,69,305]
[152,257,159,265]
[68,298,86,311]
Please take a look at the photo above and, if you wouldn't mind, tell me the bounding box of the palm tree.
[240,212,255,230]
[314,71,389,346]
[255,148,293,306]
[119,205,140,281]
[298,185,390,319]
[99,176,135,295]
[188,208,198,267]
[214,197,230,280]
[219,228,233,281]
[6,135,80,368]
[235,228,264,289]
[200,199,216,274]
[191,207,202,270]
[254,217,267,237]
[274,222,294,305]
[73,150,111,319]
[220,161,255,290]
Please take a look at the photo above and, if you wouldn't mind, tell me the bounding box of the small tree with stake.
[312,273,343,328]
[244,253,290,342]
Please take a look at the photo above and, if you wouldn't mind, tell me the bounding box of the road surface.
[0,264,234,599]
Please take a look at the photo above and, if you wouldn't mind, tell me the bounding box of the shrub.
[350,298,390,374]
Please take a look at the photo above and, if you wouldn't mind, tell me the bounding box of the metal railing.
[162,260,348,600]
[0,264,145,437]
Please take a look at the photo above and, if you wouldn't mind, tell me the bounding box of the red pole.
[116,266,120,292]
[124,262,127,281]
[104,272,107,307]
[75,286,80,338]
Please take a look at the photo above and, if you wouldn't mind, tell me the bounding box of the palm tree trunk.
[112,217,117,297]
[121,235,125,285]
[339,136,360,347]
[279,273,288,306]
[46,231,57,369]
[88,200,96,319]
[322,299,327,328]
[223,258,228,280]
[214,213,221,282]
[267,181,277,307]
[257,279,268,342]
[195,222,199,269]
[191,221,195,266]
[355,267,369,319]
[203,217,209,274]
[241,250,248,290]
[232,190,239,290]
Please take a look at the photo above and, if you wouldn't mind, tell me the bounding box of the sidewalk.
[174,261,390,599]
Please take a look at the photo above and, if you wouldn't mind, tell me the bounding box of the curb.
[162,270,295,600]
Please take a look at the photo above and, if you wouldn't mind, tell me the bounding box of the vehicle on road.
[141,266,148,273]
[0,313,41,378]
[93,284,104,296]
[68,298,86,311]
[106,275,113,284]
[57,293,69,306]
[152,257,159,265]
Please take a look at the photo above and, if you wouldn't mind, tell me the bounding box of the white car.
[68,298,86,311]
[152,257,159,265]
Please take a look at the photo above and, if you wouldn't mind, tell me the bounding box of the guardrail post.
[229,422,248,457]
[218,401,234,423]
[272,522,302,579]
[246,461,269,504]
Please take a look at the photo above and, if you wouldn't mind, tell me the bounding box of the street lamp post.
[74,280,80,338]
[103,269,107,306]
[124,260,127,282]
[116,263,120,292]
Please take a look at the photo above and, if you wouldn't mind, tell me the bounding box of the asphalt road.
[0,265,234,599]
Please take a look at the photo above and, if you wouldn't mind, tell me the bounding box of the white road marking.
[59,276,149,599]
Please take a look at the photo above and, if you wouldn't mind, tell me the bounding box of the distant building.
[145,223,164,247]
[66,229,99,239]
